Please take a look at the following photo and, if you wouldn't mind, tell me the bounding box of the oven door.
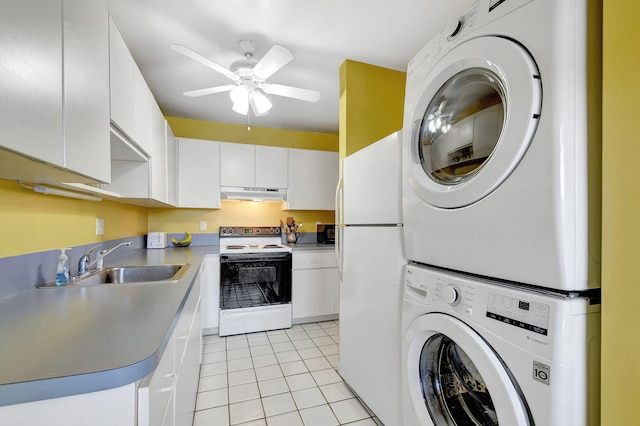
[220,251,292,310]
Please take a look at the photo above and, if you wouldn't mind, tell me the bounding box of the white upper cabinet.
[256,145,288,188]
[165,123,177,207]
[149,101,168,203]
[177,138,221,209]
[0,0,110,183]
[220,143,255,187]
[325,151,339,210]
[220,143,288,188]
[109,17,136,144]
[0,1,63,167]
[64,0,111,183]
[286,149,338,210]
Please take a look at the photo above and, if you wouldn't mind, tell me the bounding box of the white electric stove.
[218,226,293,336]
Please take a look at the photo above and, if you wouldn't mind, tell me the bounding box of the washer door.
[406,36,541,208]
[405,313,532,425]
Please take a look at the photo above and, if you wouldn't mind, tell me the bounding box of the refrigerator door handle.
[335,172,343,226]
[335,173,344,279]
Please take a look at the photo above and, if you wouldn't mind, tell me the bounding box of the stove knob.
[269,228,275,234]
[443,285,461,306]
[274,227,280,234]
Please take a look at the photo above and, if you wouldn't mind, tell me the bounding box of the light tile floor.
[192,320,383,426]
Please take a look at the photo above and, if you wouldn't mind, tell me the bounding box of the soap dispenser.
[55,248,70,286]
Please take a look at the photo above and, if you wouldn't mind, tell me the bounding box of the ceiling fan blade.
[183,84,236,97]
[263,83,321,102]
[252,45,294,80]
[171,44,238,82]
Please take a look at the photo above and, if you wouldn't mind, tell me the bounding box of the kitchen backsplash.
[0,236,145,299]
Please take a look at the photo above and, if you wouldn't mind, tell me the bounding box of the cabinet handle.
[161,374,176,392]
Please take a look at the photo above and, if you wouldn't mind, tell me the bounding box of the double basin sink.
[39,264,190,288]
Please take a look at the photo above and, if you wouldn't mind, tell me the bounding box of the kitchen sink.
[39,264,190,288]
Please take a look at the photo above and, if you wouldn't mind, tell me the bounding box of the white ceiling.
[104,0,470,134]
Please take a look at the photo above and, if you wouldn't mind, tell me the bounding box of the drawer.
[175,277,201,365]
[293,251,336,270]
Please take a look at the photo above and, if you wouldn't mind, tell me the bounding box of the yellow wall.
[339,60,406,159]
[0,179,148,258]
[148,202,334,234]
[600,0,640,422]
[166,117,338,151]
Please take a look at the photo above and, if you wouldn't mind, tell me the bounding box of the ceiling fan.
[171,39,321,117]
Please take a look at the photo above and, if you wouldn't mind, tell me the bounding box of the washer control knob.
[443,285,461,306]
[446,16,465,40]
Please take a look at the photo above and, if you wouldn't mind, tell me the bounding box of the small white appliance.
[146,232,167,249]
[218,226,292,336]
[336,131,406,426]
[401,263,601,426]
[402,0,601,291]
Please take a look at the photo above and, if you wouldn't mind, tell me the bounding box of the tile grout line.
[195,320,378,425]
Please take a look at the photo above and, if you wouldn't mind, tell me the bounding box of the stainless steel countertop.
[0,243,334,406]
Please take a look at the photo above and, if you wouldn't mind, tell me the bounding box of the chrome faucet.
[77,241,132,275]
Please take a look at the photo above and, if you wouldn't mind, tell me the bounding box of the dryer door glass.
[419,68,505,185]
[419,334,498,425]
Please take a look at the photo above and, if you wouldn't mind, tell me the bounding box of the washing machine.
[401,263,600,426]
[402,0,602,291]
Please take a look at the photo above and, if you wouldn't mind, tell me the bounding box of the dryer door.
[405,313,532,425]
[405,36,541,208]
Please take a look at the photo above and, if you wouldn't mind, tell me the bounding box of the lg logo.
[533,361,550,385]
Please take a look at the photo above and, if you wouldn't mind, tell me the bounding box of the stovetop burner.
[226,244,248,250]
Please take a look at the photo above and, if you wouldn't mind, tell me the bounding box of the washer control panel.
[404,264,550,336]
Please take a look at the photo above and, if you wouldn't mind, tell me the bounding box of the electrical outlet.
[199,220,207,231]
[96,218,104,236]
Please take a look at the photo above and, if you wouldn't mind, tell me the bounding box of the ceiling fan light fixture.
[230,85,249,115]
[251,91,272,115]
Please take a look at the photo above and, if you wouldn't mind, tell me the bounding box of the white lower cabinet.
[139,275,202,426]
[292,250,339,322]
[202,254,220,334]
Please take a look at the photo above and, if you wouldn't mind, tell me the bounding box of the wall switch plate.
[96,218,104,236]
[199,220,207,231]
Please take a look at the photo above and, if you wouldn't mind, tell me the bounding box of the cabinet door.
[220,142,255,187]
[165,123,177,206]
[175,275,202,426]
[0,0,63,167]
[292,269,336,319]
[256,146,288,188]
[177,138,220,208]
[63,0,110,183]
[287,148,326,210]
[202,254,220,331]
[149,103,168,203]
[325,152,339,210]
[134,67,153,155]
[109,18,136,140]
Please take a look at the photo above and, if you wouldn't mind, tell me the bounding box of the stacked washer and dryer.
[400,0,601,425]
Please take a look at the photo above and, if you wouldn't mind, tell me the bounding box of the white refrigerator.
[336,131,405,426]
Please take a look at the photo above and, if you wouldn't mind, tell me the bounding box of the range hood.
[220,186,287,202]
